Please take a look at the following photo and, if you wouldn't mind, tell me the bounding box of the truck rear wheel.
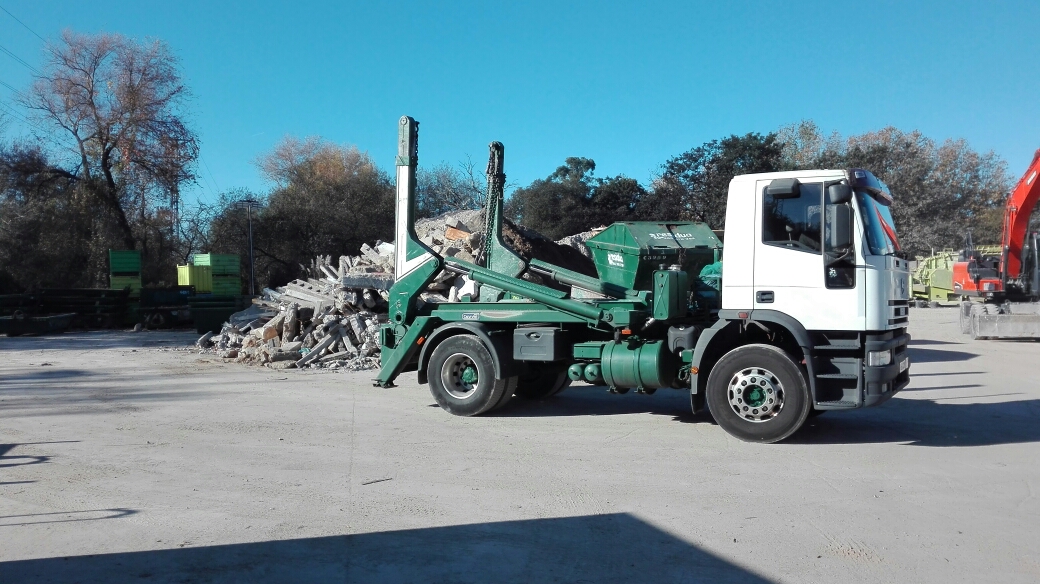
[514,362,571,400]
[706,344,811,443]
[427,335,513,416]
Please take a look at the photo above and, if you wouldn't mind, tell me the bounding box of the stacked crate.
[109,250,142,296]
[177,264,213,293]
[193,254,242,296]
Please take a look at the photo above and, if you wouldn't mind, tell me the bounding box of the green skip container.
[584,222,721,290]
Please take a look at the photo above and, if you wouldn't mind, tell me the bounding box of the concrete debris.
[556,226,607,260]
[443,226,470,241]
[196,284,385,372]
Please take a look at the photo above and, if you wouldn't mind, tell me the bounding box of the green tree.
[587,175,648,227]
[506,157,597,239]
[0,142,97,291]
[647,133,784,229]
[778,121,1011,255]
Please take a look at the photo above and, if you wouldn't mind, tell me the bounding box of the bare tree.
[416,156,486,218]
[22,30,198,252]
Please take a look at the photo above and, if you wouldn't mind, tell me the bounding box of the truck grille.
[889,299,909,326]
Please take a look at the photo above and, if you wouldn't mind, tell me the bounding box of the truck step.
[816,400,859,409]
[816,373,858,380]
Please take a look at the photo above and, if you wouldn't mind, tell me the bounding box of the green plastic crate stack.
[193,253,241,296]
[109,250,142,295]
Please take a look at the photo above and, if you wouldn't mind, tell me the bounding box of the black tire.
[490,376,520,411]
[146,312,166,330]
[514,362,571,400]
[959,302,972,334]
[705,344,811,443]
[971,304,1001,340]
[427,335,512,416]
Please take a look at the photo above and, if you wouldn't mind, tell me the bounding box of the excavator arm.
[1001,149,1040,283]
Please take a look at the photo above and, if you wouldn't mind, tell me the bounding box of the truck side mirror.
[829,203,852,249]
[827,183,853,204]
[766,178,800,199]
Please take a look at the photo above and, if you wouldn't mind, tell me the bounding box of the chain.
[477,142,505,267]
[667,224,687,267]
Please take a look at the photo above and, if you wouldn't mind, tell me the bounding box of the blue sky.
[1,1,1037,205]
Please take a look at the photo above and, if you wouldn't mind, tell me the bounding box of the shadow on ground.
[0,513,773,584]
[0,508,137,527]
[0,330,197,352]
[499,386,700,421]
[497,382,1040,447]
[0,441,78,469]
[906,346,978,363]
[0,366,217,417]
[789,397,1040,447]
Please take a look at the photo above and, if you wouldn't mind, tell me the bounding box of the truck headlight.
[867,350,892,367]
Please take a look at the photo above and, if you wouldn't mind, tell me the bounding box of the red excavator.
[955,149,1040,338]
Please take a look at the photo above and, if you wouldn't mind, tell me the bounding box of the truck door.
[753,179,865,331]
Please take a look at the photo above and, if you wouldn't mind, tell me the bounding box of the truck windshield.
[856,190,900,256]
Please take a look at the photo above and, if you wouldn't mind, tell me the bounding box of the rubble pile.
[556,227,608,260]
[196,301,385,371]
[195,209,600,371]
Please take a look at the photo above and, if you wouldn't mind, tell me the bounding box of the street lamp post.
[233,198,260,296]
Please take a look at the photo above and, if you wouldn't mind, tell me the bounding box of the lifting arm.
[387,116,442,326]
[476,142,526,301]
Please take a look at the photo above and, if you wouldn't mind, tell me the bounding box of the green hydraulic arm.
[527,258,648,302]
[443,257,612,326]
[376,116,443,387]
[476,141,526,301]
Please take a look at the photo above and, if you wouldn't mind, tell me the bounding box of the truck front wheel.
[706,344,811,443]
[428,335,514,416]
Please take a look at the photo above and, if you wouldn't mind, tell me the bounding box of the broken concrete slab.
[295,334,338,368]
[444,226,470,241]
[339,274,395,292]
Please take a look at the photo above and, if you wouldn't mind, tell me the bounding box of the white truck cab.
[689,168,911,438]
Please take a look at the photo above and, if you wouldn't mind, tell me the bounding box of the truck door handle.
[757,291,774,303]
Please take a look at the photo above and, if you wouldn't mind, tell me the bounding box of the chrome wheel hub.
[727,367,784,423]
[441,353,479,400]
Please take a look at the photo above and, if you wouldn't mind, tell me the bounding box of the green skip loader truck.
[376,116,911,443]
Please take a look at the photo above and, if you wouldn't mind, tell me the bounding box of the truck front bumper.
[862,332,910,407]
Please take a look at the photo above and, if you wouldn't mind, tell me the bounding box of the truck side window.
[762,183,822,253]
